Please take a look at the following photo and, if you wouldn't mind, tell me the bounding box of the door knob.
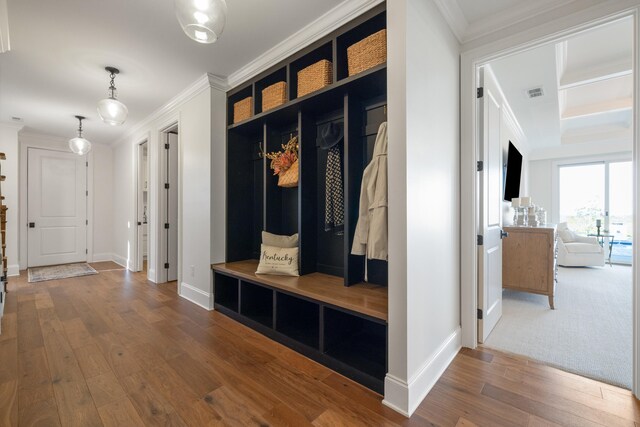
[500,230,509,239]
[28,222,35,228]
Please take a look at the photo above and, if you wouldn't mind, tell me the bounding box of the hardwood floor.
[0,263,638,426]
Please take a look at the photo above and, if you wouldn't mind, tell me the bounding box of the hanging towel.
[351,121,388,260]
[325,145,344,233]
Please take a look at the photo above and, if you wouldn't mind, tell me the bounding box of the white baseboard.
[91,253,112,263]
[383,327,461,416]
[179,282,214,310]
[111,254,128,269]
[7,264,19,277]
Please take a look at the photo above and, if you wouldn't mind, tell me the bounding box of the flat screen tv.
[504,141,522,202]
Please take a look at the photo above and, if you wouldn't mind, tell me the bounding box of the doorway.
[136,141,148,276]
[27,148,87,267]
[161,126,179,284]
[462,13,638,392]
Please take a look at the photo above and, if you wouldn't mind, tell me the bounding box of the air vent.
[526,87,544,99]
[11,116,23,122]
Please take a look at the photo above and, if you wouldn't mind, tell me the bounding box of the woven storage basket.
[347,29,387,76]
[262,82,287,112]
[233,96,253,124]
[278,159,299,188]
[297,60,333,98]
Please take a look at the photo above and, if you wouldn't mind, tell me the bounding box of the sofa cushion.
[564,242,603,254]
[559,228,577,243]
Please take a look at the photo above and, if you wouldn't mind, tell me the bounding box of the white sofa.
[557,223,605,267]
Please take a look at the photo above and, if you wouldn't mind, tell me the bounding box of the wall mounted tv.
[503,141,522,201]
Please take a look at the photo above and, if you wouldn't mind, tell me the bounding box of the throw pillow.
[256,244,299,276]
[262,231,298,248]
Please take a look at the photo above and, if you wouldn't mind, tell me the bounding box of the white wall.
[16,132,113,270]
[111,78,226,310]
[385,0,461,416]
[0,124,22,275]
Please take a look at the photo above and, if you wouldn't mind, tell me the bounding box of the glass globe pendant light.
[97,66,128,126]
[69,116,92,155]
[175,0,227,44]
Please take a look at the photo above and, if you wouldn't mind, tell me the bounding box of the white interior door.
[166,132,178,282]
[28,148,87,267]
[478,68,504,343]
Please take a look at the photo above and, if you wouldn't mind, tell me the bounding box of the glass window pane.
[559,163,605,235]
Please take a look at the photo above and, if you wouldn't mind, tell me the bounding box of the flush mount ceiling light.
[175,0,227,44]
[69,115,92,155]
[97,66,128,126]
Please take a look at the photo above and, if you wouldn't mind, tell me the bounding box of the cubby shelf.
[222,3,388,394]
[212,261,388,393]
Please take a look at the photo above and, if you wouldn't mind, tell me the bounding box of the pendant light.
[175,0,227,44]
[69,116,92,155]
[97,66,128,126]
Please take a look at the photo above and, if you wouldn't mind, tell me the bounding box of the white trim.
[7,264,19,277]
[111,74,222,147]
[111,253,128,269]
[91,253,112,263]
[432,0,468,43]
[148,268,156,283]
[0,0,9,53]
[226,0,384,88]
[460,2,640,398]
[179,281,213,310]
[383,328,461,416]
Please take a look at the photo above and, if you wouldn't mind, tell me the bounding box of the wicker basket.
[262,82,287,112]
[297,60,333,98]
[347,29,387,76]
[233,96,253,124]
[278,159,299,188]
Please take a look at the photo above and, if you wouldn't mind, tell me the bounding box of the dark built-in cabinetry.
[213,4,388,393]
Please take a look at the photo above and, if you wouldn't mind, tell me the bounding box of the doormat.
[28,263,98,283]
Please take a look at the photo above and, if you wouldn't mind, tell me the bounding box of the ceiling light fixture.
[69,115,92,155]
[97,66,128,126]
[175,0,227,44]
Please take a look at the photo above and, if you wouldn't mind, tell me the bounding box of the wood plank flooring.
[0,262,638,426]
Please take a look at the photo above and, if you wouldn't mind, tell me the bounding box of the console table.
[502,226,557,309]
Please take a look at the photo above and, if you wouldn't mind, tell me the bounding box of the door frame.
[135,140,148,274]
[460,5,640,395]
[21,143,93,269]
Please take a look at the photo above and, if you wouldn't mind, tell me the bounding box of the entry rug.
[28,263,98,283]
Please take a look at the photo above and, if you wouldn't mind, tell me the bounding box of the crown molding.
[0,0,10,53]
[111,72,226,146]
[226,0,384,88]
[432,0,468,43]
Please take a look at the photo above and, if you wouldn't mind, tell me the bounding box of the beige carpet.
[485,265,632,389]
[28,263,98,283]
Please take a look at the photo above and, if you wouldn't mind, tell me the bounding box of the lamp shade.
[175,0,227,44]
[97,97,128,126]
[69,137,91,155]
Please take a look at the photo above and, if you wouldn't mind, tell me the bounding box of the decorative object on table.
[317,122,344,234]
[28,263,98,283]
[97,66,128,126]
[527,205,538,227]
[262,231,298,248]
[297,59,333,97]
[174,0,227,44]
[347,29,387,76]
[352,121,388,261]
[596,219,602,235]
[68,115,92,155]
[536,206,547,226]
[255,244,299,276]
[511,198,527,226]
[264,135,299,188]
[233,96,252,124]
[262,81,287,112]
